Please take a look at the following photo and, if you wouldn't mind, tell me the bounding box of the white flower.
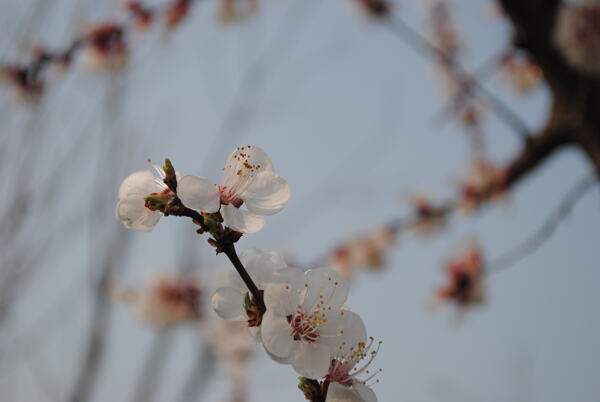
[211,248,287,325]
[116,165,174,232]
[261,268,364,379]
[326,337,381,402]
[177,145,290,233]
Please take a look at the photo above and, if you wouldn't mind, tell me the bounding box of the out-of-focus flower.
[0,65,44,104]
[218,0,259,24]
[126,1,153,32]
[211,248,287,328]
[457,158,506,214]
[82,23,128,71]
[435,243,485,308]
[116,164,177,231]
[425,0,462,62]
[329,227,396,279]
[113,273,202,327]
[165,0,191,30]
[500,52,543,94]
[261,268,364,379]
[353,0,391,19]
[555,0,600,74]
[407,194,447,236]
[326,337,381,402]
[177,145,291,234]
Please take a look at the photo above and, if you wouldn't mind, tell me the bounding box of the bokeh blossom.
[555,0,600,74]
[113,273,202,328]
[329,227,396,279]
[82,23,128,71]
[435,243,485,309]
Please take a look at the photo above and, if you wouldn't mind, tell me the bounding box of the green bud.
[297,377,322,401]
[163,158,175,175]
[244,292,253,310]
[203,212,222,235]
[144,194,168,211]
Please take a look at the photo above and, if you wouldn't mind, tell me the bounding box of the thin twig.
[384,15,530,142]
[488,174,598,274]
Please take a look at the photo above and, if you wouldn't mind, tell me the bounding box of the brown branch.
[503,124,574,188]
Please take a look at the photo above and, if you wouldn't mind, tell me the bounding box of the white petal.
[243,249,288,285]
[318,310,366,357]
[353,382,377,402]
[260,310,295,358]
[291,342,331,379]
[222,145,273,183]
[264,268,305,316]
[263,344,292,365]
[241,171,291,216]
[326,383,357,402]
[302,269,349,312]
[118,170,163,200]
[221,204,265,233]
[116,199,161,232]
[211,287,246,321]
[177,175,220,213]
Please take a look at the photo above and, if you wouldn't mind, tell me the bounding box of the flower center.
[216,185,244,207]
[327,338,382,388]
[286,312,320,343]
[144,188,174,211]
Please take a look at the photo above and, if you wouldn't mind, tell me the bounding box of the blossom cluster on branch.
[0,0,260,104]
[116,145,381,401]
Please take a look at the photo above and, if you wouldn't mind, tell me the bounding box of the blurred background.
[0,0,599,401]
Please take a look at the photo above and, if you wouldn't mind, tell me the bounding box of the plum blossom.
[407,194,448,236]
[177,145,290,234]
[329,227,396,279]
[326,337,382,402]
[555,0,600,74]
[0,66,44,104]
[126,1,153,32]
[82,23,128,71]
[352,0,391,19]
[425,0,462,60]
[211,248,287,328]
[165,0,191,30]
[500,52,543,94]
[116,164,176,231]
[113,273,202,328]
[218,0,259,24]
[261,268,364,379]
[458,158,506,214]
[434,242,485,309]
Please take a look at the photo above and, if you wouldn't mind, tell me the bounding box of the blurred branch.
[488,174,597,273]
[131,330,176,402]
[177,341,216,402]
[384,14,531,141]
